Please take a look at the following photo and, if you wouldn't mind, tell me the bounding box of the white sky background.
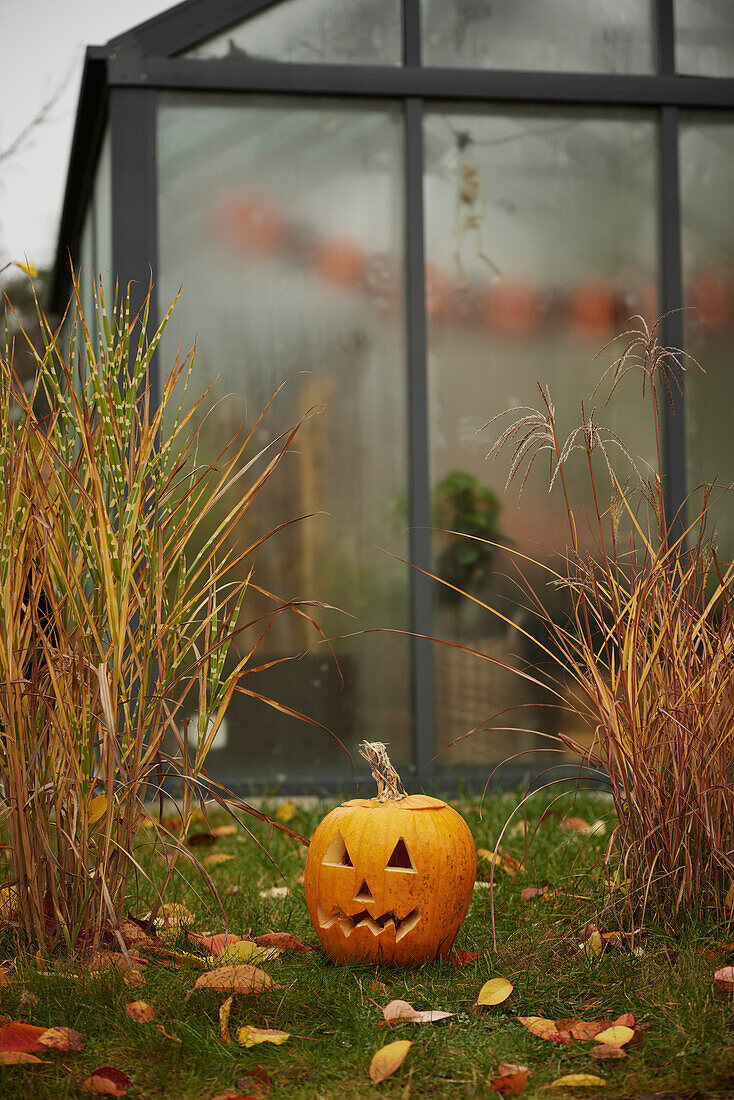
[0,0,171,270]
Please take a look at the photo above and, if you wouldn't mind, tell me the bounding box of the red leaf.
[0,1021,48,1053]
[449,950,481,967]
[188,932,244,956]
[254,932,311,952]
[80,1066,131,1096]
[234,1066,271,1098]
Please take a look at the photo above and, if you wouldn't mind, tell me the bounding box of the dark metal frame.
[52,0,734,790]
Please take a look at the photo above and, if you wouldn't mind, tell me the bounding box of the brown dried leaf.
[518,1016,569,1044]
[560,816,591,833]
[154,1024,181,1042]
[255,932,311,952]
[590,1043,627,1060]
[369,1040,412,1083]
[0,1050,49,1064]
[521,886,550,902]
[80,1067,131,1095]
[489,1064,529,1094]
[220,995,233,1044]
[39,1026,86,1051]
[234,1066,271,1097]
[211,824,238,837]
[714,966,734,993]
[188,965,277,997]
[125,1001,155,1023]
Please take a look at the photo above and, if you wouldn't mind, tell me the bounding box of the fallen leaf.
[255,932,311,952]
[258,885,289,900]
[489,1064,529,1094]
[547,1074,606,1088]
[0,1020,48,1052]
[521,886,550,902]
[39,1026,86,1051]
[125,1001,155,1023]
[560,817,591,833]
[382,1000,454,1025]
[119,921,159,952]
[154,1024,181,1042]
[477,849,525,876]
[713,966,734,993]
[474,881,492,891]
[518,1017,568,1044]
[188,932,244,956]
[475,977,513,1007]
[234,1066,271,1097]
[593,1025,634,1047]
[188,964,277,997]
[204,853,234,868]
[0,1050,49,1064]
[80,1067,131,1096]
[581,930,603,957]
[220,995,233,1044]
[369,1040,412,1084]
[124,969,145,987]
[275,801,298,823]
[211,824,238,837]
[236,1026,290,1048]
[211,941,280,968]
[449,950,481,967]
[590,1044,627,1060]
[142,902,195,933]
[187,832,218,847]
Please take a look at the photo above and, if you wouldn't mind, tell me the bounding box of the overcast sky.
[1,0,172,271]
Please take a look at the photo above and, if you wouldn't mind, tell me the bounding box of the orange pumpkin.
[304,743,476,966]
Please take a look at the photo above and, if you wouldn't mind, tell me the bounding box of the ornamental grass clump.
[0,276,318,953]
[483,316,734,928]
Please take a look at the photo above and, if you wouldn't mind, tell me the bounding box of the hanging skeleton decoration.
[454,159,501,289]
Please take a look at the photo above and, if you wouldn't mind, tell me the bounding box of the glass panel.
[423,106,659,772]
[92,129,112,295]
[421,0,655,74]
[679,113,734,560]
[183,0,402,66]
[157,93,410,785]
[675,0,734,77]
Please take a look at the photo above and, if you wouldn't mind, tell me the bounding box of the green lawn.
[1,788,733,1099]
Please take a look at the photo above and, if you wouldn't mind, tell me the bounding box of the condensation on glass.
[679,112,734,559]
[423,106,659,768]
[421,0,656,73]
[157,93,411,783]
[182,0,402,65]
[675,0,734,78]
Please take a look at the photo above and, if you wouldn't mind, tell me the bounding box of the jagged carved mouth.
[317,903,421,941]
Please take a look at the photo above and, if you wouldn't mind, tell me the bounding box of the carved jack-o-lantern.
[304,742,476,966]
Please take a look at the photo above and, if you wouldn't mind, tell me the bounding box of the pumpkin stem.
[359,741,406,802]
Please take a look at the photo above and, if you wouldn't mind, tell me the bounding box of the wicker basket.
[434,635,542,765]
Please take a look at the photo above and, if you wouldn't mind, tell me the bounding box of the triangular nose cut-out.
[323,830,353,867]
[386,838,416,871]
[354,879,373,902]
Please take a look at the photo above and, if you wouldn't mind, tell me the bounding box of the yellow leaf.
[0,885,18,921]
[203,852,234,868]
[219,995,233,1044]
[593,1025,634,1047]
[276,801,298,823]
[369,1040,412,1083]
[189,964,277,996]
[209,941,280,968]
[477,848,525,876]
[211,824,237,837]
[142,902,194,933]
[475,977,513,1006]
[724,879,734,910]
[582,930,603,957]
[88,795,108,825]
[236,1025,290,1048]
[13,261,38,278]
[547,1074,606,1088]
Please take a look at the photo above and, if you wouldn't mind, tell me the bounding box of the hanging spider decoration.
[454,158,502,290]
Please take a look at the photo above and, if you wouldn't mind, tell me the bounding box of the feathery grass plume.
[479,317,732,929]
[0,273,334,953]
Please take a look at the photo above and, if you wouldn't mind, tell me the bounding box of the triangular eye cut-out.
[386,838,416,871]
[323,830,353,867]
[354,880,373,902]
